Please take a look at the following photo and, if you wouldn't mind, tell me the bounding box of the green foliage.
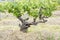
[0,0,58,18]
[57,0,60,5]
[0,3,5,12]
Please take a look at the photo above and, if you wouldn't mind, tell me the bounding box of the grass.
[0,23,60,32]
[28,24,60,32]
[27,24,60,40]
[0,26,20,31]
[0,23,60,40]
[0,22,60,40]
[0,11,60,40]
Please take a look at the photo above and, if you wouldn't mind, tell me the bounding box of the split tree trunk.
[18,17,31,32]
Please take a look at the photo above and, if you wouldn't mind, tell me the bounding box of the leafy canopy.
[0,0,58,18]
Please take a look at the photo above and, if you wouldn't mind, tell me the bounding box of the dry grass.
[0,10,60,40]
[0,23,60,40]
[0,24,60,40]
